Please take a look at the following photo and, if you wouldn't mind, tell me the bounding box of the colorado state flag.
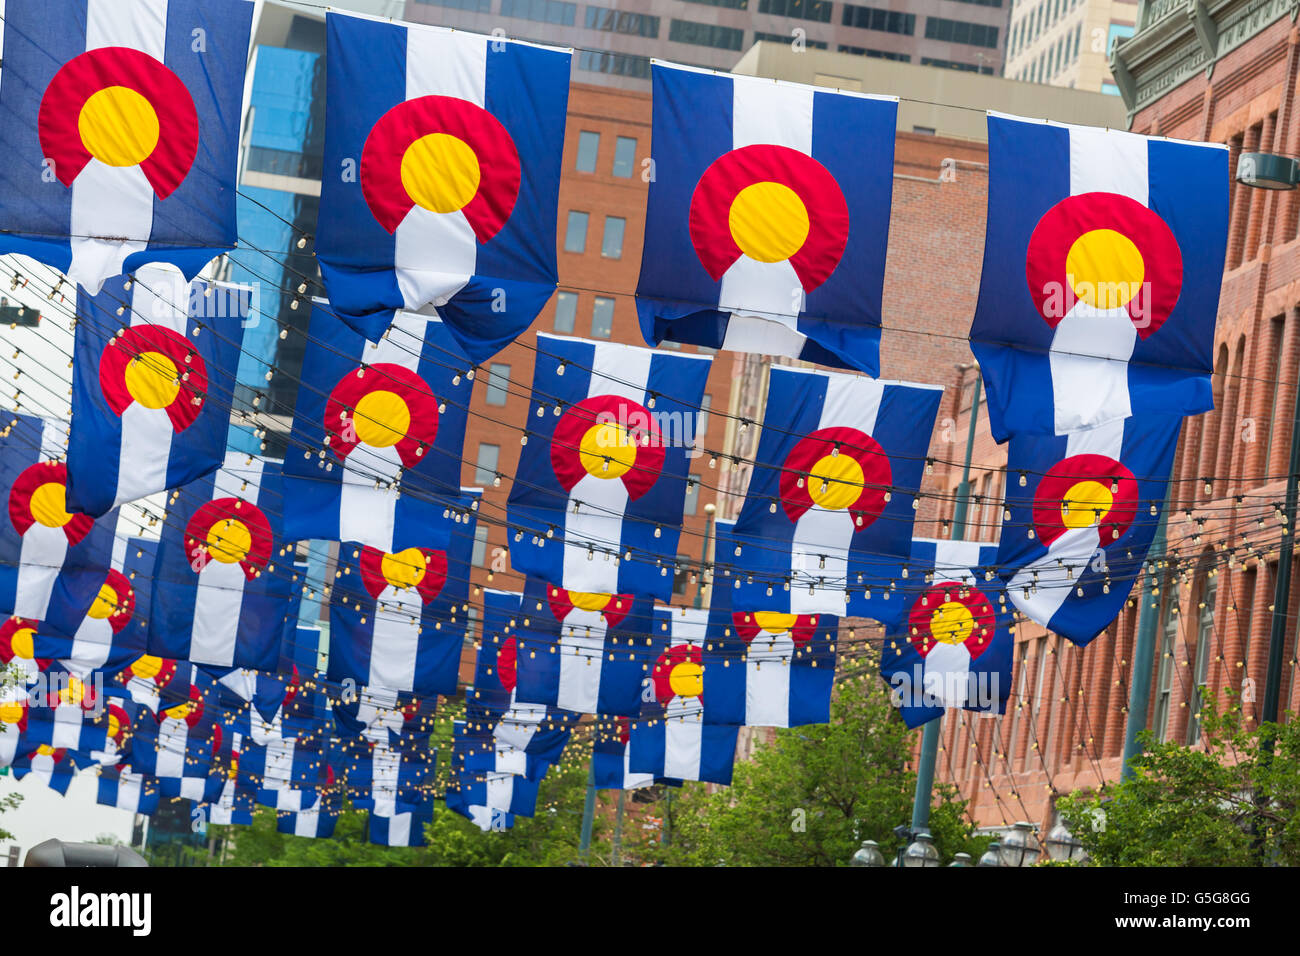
[996,414,1180,646]
[316,13,570,358]
[507,334,711,601]
[728,366,942,617]
[282,303,471,552]
[0,0,253,293]
[879,538,1014,729]
[68,265,245,517]
[970,113,1228,439]
[637,63,897,373]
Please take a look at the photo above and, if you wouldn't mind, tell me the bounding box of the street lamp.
[948,852,973,867]
[976,841,1002,867]
[850,840,886,867]
[1236,152,1300,190]
[1044,822,1086,863]
[694,502,716,610]
[900,830,941,867]
[999,822,1041,867]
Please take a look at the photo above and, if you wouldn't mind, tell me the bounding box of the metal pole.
[578,758,596,863]
[612,790,625,866]
[1262,365,1300,735]
[911,370,981,832]
[694,506,715,610]
[1121,501,1170,780]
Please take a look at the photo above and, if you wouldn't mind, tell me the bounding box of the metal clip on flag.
[0,0,253,292]
[637,62,897,374]
[316,14,570,360]
[970,112,1229,440]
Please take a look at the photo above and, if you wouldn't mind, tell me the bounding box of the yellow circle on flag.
[579,422,637,480]
[0,700,23,724]
[568,591,612,613]
[400,133,481,214]
[9,626,36,660]
[930,601,975,645]
[1061,480,1113,529]
[381,547,428,591]
[30,482,72,529]
[87,582,119,620]
[131,655,164,679]
[669,660,703,698]
[728,181,810,264]
[808,454,864,511]
[353,390,411,448]
[78,86,161,168]
[206,518,252,564]
[124,351,180,410]
[753,611,798,634]
[1066,228,1145,310]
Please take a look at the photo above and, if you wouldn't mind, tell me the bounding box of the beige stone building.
[1003,0,1136,94]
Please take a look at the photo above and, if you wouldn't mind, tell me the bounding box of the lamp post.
[998,821,1041,867]
[949,852,973,867]
[850,839,886,867]
[1044,821,1086,863]
[976,840,1002,867]
[900,830,942,867]
[695,502,716,610]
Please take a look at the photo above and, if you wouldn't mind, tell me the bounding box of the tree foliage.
[1059,695,1300,866]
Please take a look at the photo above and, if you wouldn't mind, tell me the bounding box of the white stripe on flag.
[746,632,793,727]
[486,772,514,811]
[931,538,984,585]
[155,720,185,779]
[386,813,412,846]
[118,771,144,811]
[69,0,170,292]
[66,618,112,678]
[1009,420,1126,623]
[791,374,884,614]
[115,265,193,507]
[51,704,83,750]
[1048,126,1151,434]
[340,313,426,548]
[923,641,974,708]
[557,609,607,713]
[562,343,654,591]
[367,586,423,692]
[622,745,653,789]
[663,697,704,780]
[719,76,816,352]
[15,525,68,620]
[394,28,485,311]
[372,743,401,816]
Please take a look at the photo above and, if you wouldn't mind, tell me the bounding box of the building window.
[925,16,999,48]
[575,130,600,173]
[841,5,915,35]
[554,291,577,333]
[576,50,652,79]
[668,19,745,50]
[584,7,660,37]
[757,0,832,23]
[564,211,588,253]
[500,0,576,25]
[613,136,637,178]
[472,526,489,566]
[485,363,511,406]
[756,31,828,48]
[415,0,492,11]
[1264,316,1285,468]
[601,216,625,258]
[684,473,702,515]
[679,0,748,7]
[673,554,691,595]
[1152,594,1178,743]
[838,45,909,60]
[1187,575,1217,745]
[696,393,711,441]
[592,297,615,338]
[921,57,994,75]
[474,443,500,486]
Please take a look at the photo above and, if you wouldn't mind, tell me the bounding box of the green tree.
[640,673,989,867]
[1058,694,1300,866]
[0,791,21,843]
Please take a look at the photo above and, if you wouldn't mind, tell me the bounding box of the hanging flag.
[368,809,433,847]
[0,414,118,633]
[468,590,579,774]
[729,366,941,616]
[879,538,1014,728]
[508,334,711,600]
[21,671,113,757]
[129,669,226,802]
[67,266,246,517]
[10,745,85,795]
[350,741,436,817]
[205,773,255,826]
[149,453,293,671]
[37,536,156,679]
[97,766,159,816]
[0,0,253,292]
[332,686,431,745]
[0,687,27,767]
[592,715,678,790]
[328,490,479,696]
[277,792,342,839]
[282,305,472,550]
[997,414,1179,646]
[636,63,897,373]
[970,113,1229,439]
[445,786,514,832]
[315,13,570,358]
[238,736,327,812]
[108,653,183,714]
[627,629,739,786]
[705,521,836,727]
[454,746,542,818]
[510,578,659,717]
